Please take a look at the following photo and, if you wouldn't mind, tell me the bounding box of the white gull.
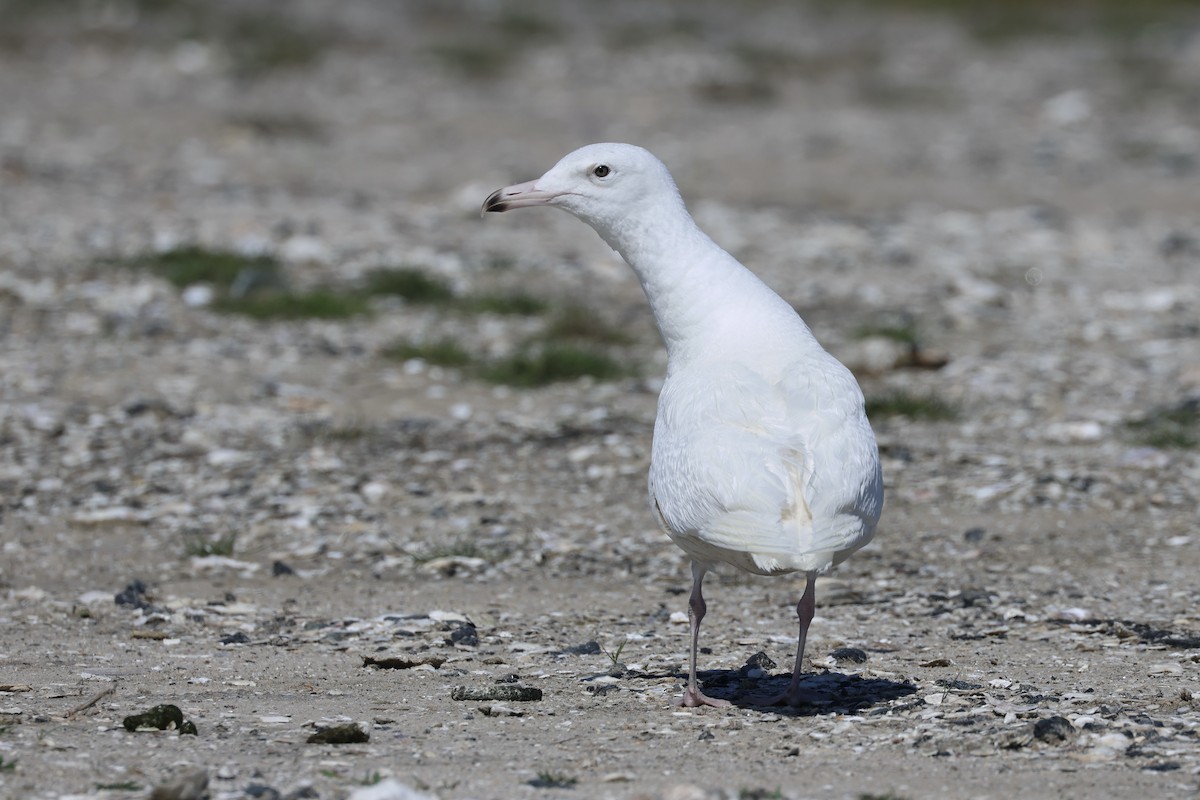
[483,143,884,708]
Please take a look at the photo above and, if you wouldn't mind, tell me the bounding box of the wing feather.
[650,358,880,573]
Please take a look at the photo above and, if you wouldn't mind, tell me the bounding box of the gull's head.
[482,143,684,238]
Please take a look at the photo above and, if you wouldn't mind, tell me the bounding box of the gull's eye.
[592,164,611,178]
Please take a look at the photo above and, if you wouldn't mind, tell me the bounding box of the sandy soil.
[1,2,1199,799]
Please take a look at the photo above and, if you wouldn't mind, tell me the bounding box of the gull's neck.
[588,198,811,369]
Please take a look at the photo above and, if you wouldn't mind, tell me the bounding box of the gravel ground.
[2,2,1199,799]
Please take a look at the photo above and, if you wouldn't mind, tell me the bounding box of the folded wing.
[651,359,880,575]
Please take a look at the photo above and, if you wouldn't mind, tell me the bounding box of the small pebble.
[741,651,777,673]
[451,685,543,702]
[149,768,208,800]
[449,623,479,646]
[479,703,523,717]
[1033,716,1076,745]
[363,655,446,670]
[114,580,150,609]
[306,723,369,744]
[245,784,282,800]
[829,647,868,665]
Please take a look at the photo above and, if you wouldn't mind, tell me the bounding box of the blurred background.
[5,0,1200,218]
[2,0,1200,563]
[3,0,1199,449]
[2,0,1199,559]
[3,0,1199,556]
[2,3,1199,796]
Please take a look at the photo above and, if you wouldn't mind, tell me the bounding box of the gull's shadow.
[695,668,918,716]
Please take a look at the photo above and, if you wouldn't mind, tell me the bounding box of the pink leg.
[679,562,731,709]
[759,572,817,706]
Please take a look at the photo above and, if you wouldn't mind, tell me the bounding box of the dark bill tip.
[482,188,510,214]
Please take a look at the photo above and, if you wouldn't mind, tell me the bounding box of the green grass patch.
[227,111,325,141]
[121,253,486,321]
[364,268,549,316]
[484,253,516,270]
[606,14,704,50]
[464,291,549,316]
[122,246,283,292]
[695,77,777,105]
[496,9,561,41]
[0,1,330,77]
[529,771,577,789]
[363,267,456,304]
[731,42,881,79]
[427,41,509,79]
[294,420,372,445]
[185,532,237,558]
[212,288,370,320]
[1125,399,1199,449]
[703,41,886,105]
[406,538,485,565]
[738,790,784,800]
[224,13,327,78]
[119,245,374,320]
[96,782,141,791]
[866,390,958,421]
[382,338,473,368]
[0,756,16,772]
[853,323,921,347]
[730,42,812,74]
[0,0,193,20]
[545,305,632,344]
[843,0,1200,42]
[480,344,628,387]
[856,78,955,108]
[600,639,628,669]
